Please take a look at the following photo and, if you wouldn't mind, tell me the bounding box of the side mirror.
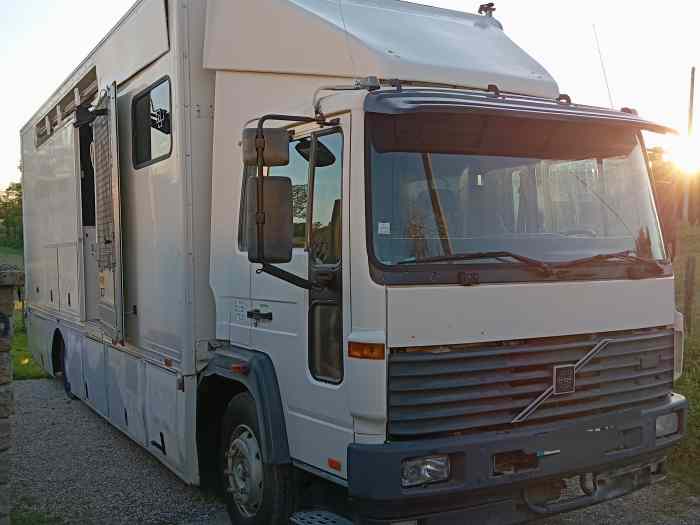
[246,176,293,264]
[242,128,290,167]
[294,137,336,167]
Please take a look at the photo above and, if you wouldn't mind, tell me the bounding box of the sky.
[1,0,698,191]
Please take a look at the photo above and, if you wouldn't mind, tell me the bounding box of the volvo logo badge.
[511,338,616,424]
[553,364,576,395]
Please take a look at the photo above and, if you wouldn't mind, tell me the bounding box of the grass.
[669,224,700,492]
[11,498,64,525]
[10,508,64,525]
[0,246,41,379]
[11,310,47,380]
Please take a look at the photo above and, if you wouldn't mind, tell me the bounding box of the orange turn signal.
[328,458,342,471]
[348,342,385,360]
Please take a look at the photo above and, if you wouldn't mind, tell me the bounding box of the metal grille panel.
[388,328,674,439]
[93,94,115,272]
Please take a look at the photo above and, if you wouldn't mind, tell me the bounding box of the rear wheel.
[220,392,297,524]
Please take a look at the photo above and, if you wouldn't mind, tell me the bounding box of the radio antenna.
[593,24,614,109]
[689,66,696,135]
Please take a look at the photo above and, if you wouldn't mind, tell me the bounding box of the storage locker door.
[93,82,125,343]
[62,328,84,400]
[145,363,185,471]
[107,347,146,445]
[45,248,59,310]
[83,336,108,417]
[58,245,80,317]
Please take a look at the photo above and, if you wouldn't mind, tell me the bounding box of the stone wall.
[0,270,24,525]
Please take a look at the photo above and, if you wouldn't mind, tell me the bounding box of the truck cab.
[211,82,686,524]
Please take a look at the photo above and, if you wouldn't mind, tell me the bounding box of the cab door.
[92,82,125,343]
[249,117,352,478]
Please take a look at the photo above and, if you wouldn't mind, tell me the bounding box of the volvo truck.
[20,1,687,523]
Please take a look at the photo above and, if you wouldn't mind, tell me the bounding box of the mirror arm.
[254,114,338,134]
[257,263,317,291]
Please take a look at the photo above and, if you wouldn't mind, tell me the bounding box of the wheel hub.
[225,424,264,517]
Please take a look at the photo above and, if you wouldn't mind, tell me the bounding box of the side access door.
[92,82,125,343]
[249,118,352,478]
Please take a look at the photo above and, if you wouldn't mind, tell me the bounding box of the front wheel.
[220,392,297,524]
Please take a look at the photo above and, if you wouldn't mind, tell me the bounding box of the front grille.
[388,328,674,439]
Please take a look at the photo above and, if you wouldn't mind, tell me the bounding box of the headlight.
[656,412,680,438]
[401,455,450,488]
[674,311,684,381]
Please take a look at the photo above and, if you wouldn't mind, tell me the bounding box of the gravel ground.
[9,379,700,524]
[541,483,700,525]
[10,379,228,525]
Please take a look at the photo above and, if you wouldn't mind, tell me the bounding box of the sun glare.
[664,135,700,175]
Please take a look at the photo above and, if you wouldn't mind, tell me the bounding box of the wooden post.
[684,256,697,336]
[0,269,23,525]
[683,66,696,222]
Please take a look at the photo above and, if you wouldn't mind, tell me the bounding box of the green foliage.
[0,182,23,250]
[10,508,64,525]
[11,497,64,525]
[292,184,308,221]
[0,245,24,269]
[670,224,700,492]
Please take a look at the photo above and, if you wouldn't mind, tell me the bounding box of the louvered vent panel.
[93,95,115,272]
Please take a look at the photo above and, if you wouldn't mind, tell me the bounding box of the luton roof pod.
[204,0,675,135]
[203,0,559,99]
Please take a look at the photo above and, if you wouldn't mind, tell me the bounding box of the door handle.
[247,309,273,322]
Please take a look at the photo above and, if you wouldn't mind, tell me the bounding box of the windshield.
[367,112,664,275]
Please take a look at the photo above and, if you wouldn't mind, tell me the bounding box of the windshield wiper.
[398,251,553,274]
[555,250,665,273]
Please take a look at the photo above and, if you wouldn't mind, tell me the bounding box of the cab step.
[290,510,353,525]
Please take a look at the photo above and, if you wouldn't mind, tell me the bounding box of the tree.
[0,182,23,249]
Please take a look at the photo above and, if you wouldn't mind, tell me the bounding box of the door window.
[309,132,343,266]
[132,77,172,168]
[310,304,342,383]
[308,130,344,383]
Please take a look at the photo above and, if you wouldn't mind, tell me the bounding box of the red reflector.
[328,458,342,471]
[349,342,385,360]
[231,363,250,375]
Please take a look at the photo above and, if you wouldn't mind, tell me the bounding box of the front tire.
[220,392,297,524]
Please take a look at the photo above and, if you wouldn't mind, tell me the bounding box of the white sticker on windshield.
[378,222,391,235]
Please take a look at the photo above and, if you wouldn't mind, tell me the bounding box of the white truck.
[20,1,687,524]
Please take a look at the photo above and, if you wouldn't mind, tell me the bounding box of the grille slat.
[390,385,670,437]
[391,373,673,422]
[390,365,674,407]
[391,332,672,363]
[388,328,674,439]
[390,339,672,378]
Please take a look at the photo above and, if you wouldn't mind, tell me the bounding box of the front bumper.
[348,393,687,524]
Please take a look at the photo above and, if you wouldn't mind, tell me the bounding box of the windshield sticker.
[378,222,391,235]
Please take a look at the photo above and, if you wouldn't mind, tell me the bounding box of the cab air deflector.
[364,88,676,134]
